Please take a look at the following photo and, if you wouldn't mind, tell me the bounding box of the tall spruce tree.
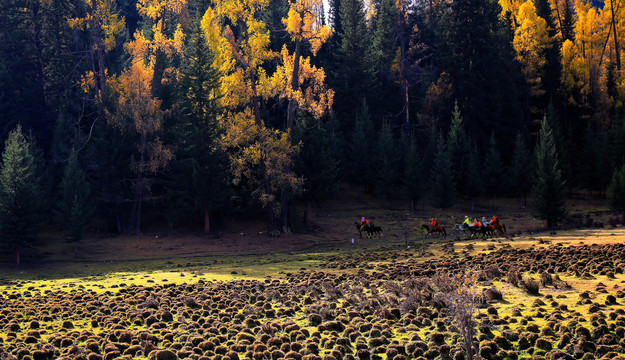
[370,0,398,120]
[534,0,561,103]
[506,132,533,201]
[561,0,575,42]
[348,99,375,189]
[55,152,96,255]
[532,119,566,229]
[168,24,230,233]
[332,0,372,135]
[404,136,424,211]
[0,125,45,266]
[545,102,571,187]
[447,102,471,198]
[465,144,483,210]
[483,132,505,196]
[294,116,339,225]
[439,0,525,148]
[373,120,397,201]
[430,133,457,209]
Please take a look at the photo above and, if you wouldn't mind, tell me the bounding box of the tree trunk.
[130,133,147,233]
[397,1,409,124]
[280,40,303,235]
[610,0,621,70]
[204,207,211,234]
[91,0,106,98]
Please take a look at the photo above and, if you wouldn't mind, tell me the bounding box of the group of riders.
[430,215,499,228]
[428,215,504,238]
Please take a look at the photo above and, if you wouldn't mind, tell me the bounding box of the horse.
[453,224,473,239]
[369,225,383,238]
[475,225,493,239]
[454,224,483,239]
[355,222,368,238]
[487,223,506,236]
[421,224,446,238]
[355,222,382,238]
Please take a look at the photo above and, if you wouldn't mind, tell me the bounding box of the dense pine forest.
[2,0,625,255]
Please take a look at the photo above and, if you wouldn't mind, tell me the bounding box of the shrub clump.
[521,279,540,295]
[507,268,522,287]
[535,338,552,351]
[483,288,503,301]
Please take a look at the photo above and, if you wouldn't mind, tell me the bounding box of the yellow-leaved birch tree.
[68,0,125,101]
[276,0,333,233]
[106,0,185,233]
[514,1,550,115]
[201,0,301,236]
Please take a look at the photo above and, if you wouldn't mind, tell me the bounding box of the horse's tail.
[502,224,506,233]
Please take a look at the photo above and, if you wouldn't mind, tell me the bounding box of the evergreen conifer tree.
[55,152,96,255]
[404,136,424,211]
[373,120,397,201]
[348,99,375,189]
[532,119,566,229]
[608,164,625,224]
[534,0,561,102]
[167,23,230,233]
[430,133,457,209]
[561,0,575,42]
[294,116,339,224]
[0,125,45,265]
[464,144,483,210]
[546,101,570,184]
[506,132,533,201]
[332,0,373,134]
[447,102,471,197]
[483,132,504,196]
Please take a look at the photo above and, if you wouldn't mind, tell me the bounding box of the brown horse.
[421,224,446,238]
[487,223,506,235]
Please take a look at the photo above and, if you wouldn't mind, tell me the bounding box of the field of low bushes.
[2,227,625,360]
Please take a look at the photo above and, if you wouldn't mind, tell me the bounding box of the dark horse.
[355,222,383,238]
[421,224,446,238]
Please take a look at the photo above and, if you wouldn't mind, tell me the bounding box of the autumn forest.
[1,0,625,251]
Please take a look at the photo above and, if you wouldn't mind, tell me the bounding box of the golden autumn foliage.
[132,0,187,86]
[274,46,334,118]
[514,1,550,97]
[68,0,125,98]
[498,0,524,25]
[277,0,334,119]
[201,0,303,213]
[417,72,453,127]
[282,0,332,56]
[67,0,125,52]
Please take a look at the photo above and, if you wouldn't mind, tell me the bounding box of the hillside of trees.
[2,0,625,258]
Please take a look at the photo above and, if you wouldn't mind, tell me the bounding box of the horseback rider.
[431,217,438,227]
[474,218,481,227]
[361,217,369,227]
[482,217,488,228]
[491,215,499,226]
[462,216,471,228]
